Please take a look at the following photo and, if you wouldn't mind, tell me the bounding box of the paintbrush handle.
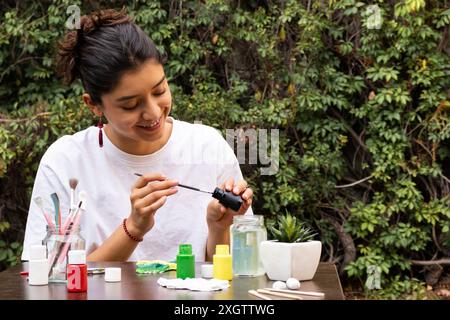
[50,193,60,234]
[41,210,55,232]
[58,208,61,235]
[177,183,199,191]
[135,173,211,193]
[56,208,83,265]
[61,207,77,235]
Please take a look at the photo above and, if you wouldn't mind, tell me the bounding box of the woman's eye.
[122,103,138,111]
[153,90,166,97]
[120,89,165,110]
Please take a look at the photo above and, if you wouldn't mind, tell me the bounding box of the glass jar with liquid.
[230,215,267,277]
[42,225,85,283]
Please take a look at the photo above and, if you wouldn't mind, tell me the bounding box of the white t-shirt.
[22,117,252,262]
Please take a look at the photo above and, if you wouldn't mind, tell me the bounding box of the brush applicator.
[61,178,79,233]
[69,178,78,212]
[134,173,243,211]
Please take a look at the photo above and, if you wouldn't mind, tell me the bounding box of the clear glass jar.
[42,225,85,283]
[230,215,267,277]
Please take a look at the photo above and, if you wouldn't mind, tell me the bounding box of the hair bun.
[81,8,131,35]
[55,29,80,85]
[55,8,131,85]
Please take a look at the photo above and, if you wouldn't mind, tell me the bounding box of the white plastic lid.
[29,245,46,260]
[201,264,213,279]
[105,267,121,282]
[68,250,86,265]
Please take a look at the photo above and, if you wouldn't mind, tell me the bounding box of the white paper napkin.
[157,277,230,291]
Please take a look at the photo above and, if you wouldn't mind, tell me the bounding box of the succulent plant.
[267,212,317,243]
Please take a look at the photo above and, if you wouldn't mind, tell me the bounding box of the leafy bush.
[1,0,449,298]
[366,276,433,300]
[0,221,21,267]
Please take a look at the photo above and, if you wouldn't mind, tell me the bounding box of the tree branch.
[320,212,356,275]
[440,173,450,184]
[335,174,374,188]
[410,259,450,266]
[0,112,52,123]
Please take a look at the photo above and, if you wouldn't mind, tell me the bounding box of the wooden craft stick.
[265,287,325,297]
[248,289,272,300]
[257,289,304,300]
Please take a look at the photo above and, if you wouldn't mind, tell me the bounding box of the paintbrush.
[50,193,61,234]
[48,191,87,275]
[69,178,78,212]
[61,178,79,234]
[33,196,55,232]
[56,191,87,265]
[134,173,212,194]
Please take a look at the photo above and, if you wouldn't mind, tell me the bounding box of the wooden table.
[0,262,344,300]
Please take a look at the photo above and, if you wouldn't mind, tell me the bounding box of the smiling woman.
[21,8,254,264]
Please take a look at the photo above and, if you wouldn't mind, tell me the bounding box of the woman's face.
[94,59,172,154]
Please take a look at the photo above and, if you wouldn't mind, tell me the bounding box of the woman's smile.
[136,115,163,133]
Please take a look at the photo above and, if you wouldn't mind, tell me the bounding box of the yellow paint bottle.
[213,244,233,280]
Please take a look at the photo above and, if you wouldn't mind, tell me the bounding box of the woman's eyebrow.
[115,75,166,102]
[152,75,166,89]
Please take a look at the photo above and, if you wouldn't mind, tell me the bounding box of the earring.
[97,117,103,148]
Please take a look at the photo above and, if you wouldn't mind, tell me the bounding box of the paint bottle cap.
[68,250,86,265]
[179,244,192,255]
[215,244,230,255]
[201,264,213,279]
[29,245,46,260]
[105,267,121,282]
[212,188,243,211]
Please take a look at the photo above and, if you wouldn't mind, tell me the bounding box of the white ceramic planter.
[259,240,322,281]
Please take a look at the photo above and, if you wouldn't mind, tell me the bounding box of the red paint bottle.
[67,250,87,293]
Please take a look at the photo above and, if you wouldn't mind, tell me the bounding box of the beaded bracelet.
[122,218,143,242]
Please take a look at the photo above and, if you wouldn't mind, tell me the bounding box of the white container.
[105,267,121,282]
[28,245,48,285]
[68,250,86,265]
[201,264,213,279]
[260,240,322,281]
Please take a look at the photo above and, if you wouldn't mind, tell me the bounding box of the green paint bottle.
[176,244,195,279]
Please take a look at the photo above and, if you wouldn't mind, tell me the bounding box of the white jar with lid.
[28,244,48,285]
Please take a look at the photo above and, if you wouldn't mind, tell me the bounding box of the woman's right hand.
[127,173,178,238]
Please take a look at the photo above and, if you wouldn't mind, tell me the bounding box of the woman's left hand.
[207,177,253,232]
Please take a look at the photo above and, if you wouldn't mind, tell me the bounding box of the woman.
[22,8,253,262]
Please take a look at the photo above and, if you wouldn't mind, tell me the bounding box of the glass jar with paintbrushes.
[43,224,85,282]
[41,190,87,283]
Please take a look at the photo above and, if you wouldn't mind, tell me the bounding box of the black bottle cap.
[212,188,243,212]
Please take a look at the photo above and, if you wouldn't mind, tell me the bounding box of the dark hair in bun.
[56,8,165,104]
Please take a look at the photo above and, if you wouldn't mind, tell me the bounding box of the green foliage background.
[0,0,449,298]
